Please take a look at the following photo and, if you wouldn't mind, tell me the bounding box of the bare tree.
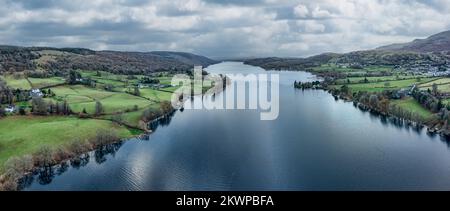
[95,100,103,116]
[31,97,48,115]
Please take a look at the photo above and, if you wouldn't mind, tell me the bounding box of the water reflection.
[19,112,179,190]
[19,141,125,190]
[148,111,176,132]
[22,62,450,191]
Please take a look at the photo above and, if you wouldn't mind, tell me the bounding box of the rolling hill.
[244,30,450,70]
[377,30,450,53]
[0,45,218,74]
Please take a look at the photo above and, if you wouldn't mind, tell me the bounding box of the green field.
[0,71,217,175]
[341,78,436,92]
[94,78,127,87]
[391,98,433,120]
[336,75,428,85]
[102,103,161,127]
[312,64,393,73]
[418,78,450,93]
[28,77,65,88]
[70,93,152,114]
[159,86,182,92]
[140,88,174,102]
[1,75,67,89]
[52,85,114,100]
[0,116,135,172]
[0,75,31,89]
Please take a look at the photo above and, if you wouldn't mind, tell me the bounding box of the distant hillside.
[377,30,450,53]
[0,45,218,74]
[244,53,339,70]
[150,51,217,67]
[245,30,450,70]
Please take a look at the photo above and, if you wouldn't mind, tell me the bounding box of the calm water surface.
[24,62,450,191]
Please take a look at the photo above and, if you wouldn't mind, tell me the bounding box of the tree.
[47,89,55,97]
[0,105,5,117]
[32,146,54,168]
[141,108,158,122]
[60,100,71,115]
[92,128,119,147]
[48,101,56,114]
[378,98,390,114]
[160,101,173,113]
[112,113,124,125]
[432,83,438,95]
[31,97,48,115]
[104,84,114,91]
[4,155,33,180]
[95,101,103,116]
[369,95,379,109]
[133,86,140,96]
[67,70,81,84]
[18,107,26,115]
[340,85,351,96]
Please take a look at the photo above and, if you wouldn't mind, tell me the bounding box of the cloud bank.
[1,0,449,58]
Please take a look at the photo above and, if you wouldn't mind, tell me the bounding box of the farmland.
[0,116,136,172]
[0,70,217,174]
[391,97,434,120]
[341,78,437,92]
[307,63,448,125]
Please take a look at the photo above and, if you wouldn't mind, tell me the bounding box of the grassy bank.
[0,116,136,173]
[391,98,434,120]
[0,70,221,190]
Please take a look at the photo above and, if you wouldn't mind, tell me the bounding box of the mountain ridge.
[244,30,450,70]
[0,45,218,74]
[376,30,450,53]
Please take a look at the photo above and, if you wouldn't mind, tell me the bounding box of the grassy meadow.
[0,71,218,173]
[0,116,136,172]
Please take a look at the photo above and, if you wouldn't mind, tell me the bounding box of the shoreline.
[0,75,229,191]
[290,71,448,138]
[0,108,175,191]
[245,62,448,137]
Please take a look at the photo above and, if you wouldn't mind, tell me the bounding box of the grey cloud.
[0,0,449,58]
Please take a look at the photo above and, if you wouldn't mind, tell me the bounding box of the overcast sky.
[1,0,449,59]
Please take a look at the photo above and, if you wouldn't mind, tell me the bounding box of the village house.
[4,105,16,113]
[30,88,43,97]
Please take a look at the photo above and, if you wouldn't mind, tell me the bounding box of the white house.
[30,89,43,97]
[4,105,15,113]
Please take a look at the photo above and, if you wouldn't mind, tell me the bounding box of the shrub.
[68,139,91,155]
[0,178,17,191]
[32,146,55,168]
[91,129,119,147]
[31,97,48,115]
[53,147,71,162]
[19,107,26,115]
[4,155,34,179]
[78,112,90,119]
[141,109,159,122]
[0,106,6,117]
[111,113,124,125]
[160,101,173,113]
[95,101,103,116]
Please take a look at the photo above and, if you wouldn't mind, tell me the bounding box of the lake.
[24,62,450,191]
